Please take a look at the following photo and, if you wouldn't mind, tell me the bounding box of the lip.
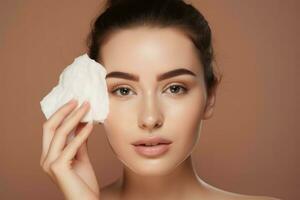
[132,143,171,157]
[131,136,172,158]
[131,136,173,146]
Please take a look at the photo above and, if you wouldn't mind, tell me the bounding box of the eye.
[164,84,188,95]
[111,86,135,97]
[110,84,188,97]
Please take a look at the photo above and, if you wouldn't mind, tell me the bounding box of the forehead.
[100,27,203,77]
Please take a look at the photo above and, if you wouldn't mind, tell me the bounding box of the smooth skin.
[99,27,281,200]
[40,27,281,200]
[40,99,100,200]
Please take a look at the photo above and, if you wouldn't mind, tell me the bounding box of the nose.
[138,94,164,132]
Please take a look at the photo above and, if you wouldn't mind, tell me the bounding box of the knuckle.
[49,162,58,172]
[41,162,50,173]
[49,160,64,172]
[41,159,56,173]
[55,127,68,138]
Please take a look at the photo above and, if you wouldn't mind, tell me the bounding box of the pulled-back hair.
[86,0,222,98]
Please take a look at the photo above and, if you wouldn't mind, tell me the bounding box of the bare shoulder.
[231,194,282,200]
[210,189,281,200]
[200,180,282,200]
[234,195,282,200]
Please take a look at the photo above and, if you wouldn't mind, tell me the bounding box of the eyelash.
[111,84,188,97]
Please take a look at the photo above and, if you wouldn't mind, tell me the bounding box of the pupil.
[170,86,179,93]
[121,88,129,95]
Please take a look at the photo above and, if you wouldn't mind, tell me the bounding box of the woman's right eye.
[111,87,135,97]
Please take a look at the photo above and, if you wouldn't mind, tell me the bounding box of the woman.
[40,0,281,199]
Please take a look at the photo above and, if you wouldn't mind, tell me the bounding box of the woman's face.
[101,27,215,176]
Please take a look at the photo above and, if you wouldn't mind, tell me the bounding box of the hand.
[40,99,100,200]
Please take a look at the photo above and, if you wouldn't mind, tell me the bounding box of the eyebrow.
[105,67,197,82]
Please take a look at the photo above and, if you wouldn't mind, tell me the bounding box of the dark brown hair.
[86,0,222,97]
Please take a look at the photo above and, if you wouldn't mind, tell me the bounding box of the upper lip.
[131,136,172,146]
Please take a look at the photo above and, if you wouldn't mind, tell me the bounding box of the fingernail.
[68,98,76,104]
[82,101,89,107]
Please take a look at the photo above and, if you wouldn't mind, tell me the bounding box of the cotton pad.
[40,53,110,125]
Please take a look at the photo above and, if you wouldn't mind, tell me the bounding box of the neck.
[117,155,206,200]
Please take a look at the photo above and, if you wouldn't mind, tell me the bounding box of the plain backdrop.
[0,0,299,199]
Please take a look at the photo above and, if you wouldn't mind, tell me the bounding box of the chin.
[120,156,182,177]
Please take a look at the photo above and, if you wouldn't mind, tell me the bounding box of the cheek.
[164,92,205,150]
[103,98,136,129]
[102,99,136,151]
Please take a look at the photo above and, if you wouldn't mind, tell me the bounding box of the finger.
[65,122,87,146]
[77,142,88,161]
[73,123,90,161]
[75,134,89,161]
[46,99,78,131]
[63,114,88,147]
[45,101,90,163]
[64,122,88,160]
[41,99,78,162]
[58,121,94,163]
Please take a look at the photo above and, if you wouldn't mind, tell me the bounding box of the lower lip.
[133,144,171,157]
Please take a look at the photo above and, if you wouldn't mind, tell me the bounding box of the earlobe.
[203,91,216,120]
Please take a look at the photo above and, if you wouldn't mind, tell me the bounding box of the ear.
[203,90,216,120]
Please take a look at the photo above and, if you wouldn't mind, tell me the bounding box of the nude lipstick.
[131,136,172,157]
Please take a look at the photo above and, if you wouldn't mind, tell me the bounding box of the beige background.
[0,0,299,199]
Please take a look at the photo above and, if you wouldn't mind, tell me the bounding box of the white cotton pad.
[40,53,110,124]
